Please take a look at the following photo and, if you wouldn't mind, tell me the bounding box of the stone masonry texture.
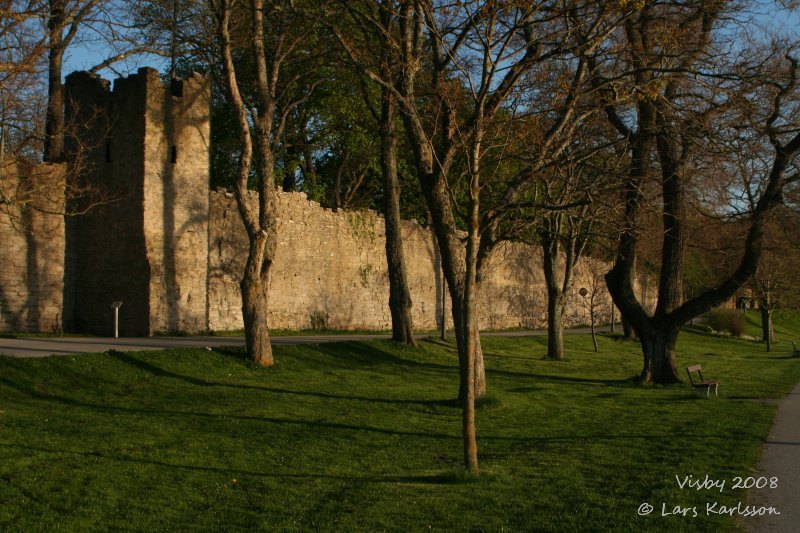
[0,161,66,332]
[207,188,618,332]
[61,68,210,336]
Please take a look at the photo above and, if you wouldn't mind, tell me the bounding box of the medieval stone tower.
[63,67,211,336]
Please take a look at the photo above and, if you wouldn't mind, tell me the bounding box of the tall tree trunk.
[414,169,486,399]
[654,128,687,319]
[332,160,344,212]
[450,298,486,400]
[467,121,486,402]
[546,290,566,360]
[589,293,598,352]
[415,168,487,400]
[760,301,773,352]
[380,88,416,346]
[459,120,482,474]
[473,335,485,396]
[282,145,297,192]
[389,1,485,474]
[44,1,66,163]
[439,254,447,341]
[460,298,479,474]
[217,0,281,367]
[638,323,681,383]
[622,319,635,339]
[301,141,317,191]
[542,227,566,360]
[241,273,273,366]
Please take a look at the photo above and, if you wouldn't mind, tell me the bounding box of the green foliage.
[705,308,748,337]
[358,264,374,288]
[1,324,799,530]
[308,310,329,331]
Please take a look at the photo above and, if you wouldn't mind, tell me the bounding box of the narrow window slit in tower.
[171,79,184,97]
[170,145,178,164]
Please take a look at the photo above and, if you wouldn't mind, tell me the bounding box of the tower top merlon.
[137,66,161,78]
[169,71,209,99]
[65,68,209,98]
[64,70,111,94]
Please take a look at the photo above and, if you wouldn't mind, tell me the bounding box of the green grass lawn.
[741,309,800,341]
[1,322,799,531]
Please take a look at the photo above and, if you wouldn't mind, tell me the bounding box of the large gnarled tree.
[599,2,800,383]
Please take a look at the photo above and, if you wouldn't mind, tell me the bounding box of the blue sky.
[63,46,168,80]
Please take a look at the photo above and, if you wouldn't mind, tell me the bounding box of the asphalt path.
[745,382,800,533]
[0,334,389,358]
[0,328,603,358]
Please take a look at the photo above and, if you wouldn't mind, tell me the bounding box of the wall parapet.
[207,186,617,332]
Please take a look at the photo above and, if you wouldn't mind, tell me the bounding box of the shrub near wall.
[705,308,748,337]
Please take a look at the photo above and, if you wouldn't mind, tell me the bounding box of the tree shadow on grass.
[209,346,250,361]
[506,386,545,393]
[2,375,710,447]
[216,341,457,373]
[105,343,635,405]
[0,442,475,485]
[487,367,635,386]
[659,396,709,402]
[742,355,796,360]
[724,395,780,402]
[106,349,212,387]
[593,391,624,399]
[301,341,456,372]
[0,375,459,438]
[103,349,457,408]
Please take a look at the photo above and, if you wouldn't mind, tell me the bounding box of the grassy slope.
[1,321,799,532]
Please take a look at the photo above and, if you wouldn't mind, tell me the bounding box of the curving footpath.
[0,328,606,358]
[745,382,800,533]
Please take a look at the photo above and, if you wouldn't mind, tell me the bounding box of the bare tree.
[1,1,48,162]
[44,0,101,162]
[0,1,113,217]
[526,136,620,360]
[749,210,800,349]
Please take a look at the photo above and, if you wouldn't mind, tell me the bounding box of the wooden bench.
[686,365,719,398]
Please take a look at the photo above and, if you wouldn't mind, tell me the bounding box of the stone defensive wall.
[0,164,616,334]
[0,67,628,336]
[208,187,615,332]
[62,67,211,336]
[0,161,66,333]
